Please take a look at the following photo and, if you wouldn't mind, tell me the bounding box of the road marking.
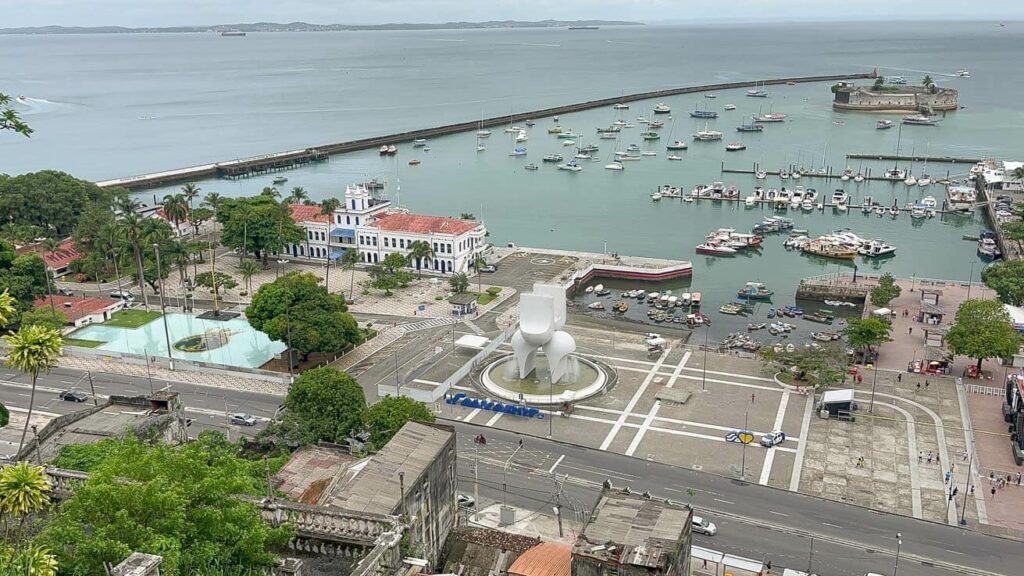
[548,455,565,474]
[769,510,789,517]
[60,380,74,385]
[945,549,965,555]
[6,407,60,417]
[463,408,482,422]
[854,396,922,519]
[626,350,690,457]
[678,366,775,382]
[16,393,29,397]
[713,498,735,505]
[484,412,503,427]
[790,391,816,492]
[599,348,669,451]
[759,390,791,485]
[822,522,842,528]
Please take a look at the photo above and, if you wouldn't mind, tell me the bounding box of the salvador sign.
[446,393,544,419]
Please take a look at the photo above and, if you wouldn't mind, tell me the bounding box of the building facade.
[284,184,487,274]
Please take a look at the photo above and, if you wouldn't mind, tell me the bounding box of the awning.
[330,228,356,238]
[329,248,347,259]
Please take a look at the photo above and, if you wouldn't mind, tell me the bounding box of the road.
[0,366,1017,576]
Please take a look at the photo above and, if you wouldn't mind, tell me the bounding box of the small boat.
[902,114,940,126]
[667,154,683,161]
[548,126,563,135]
[557,161,583,172]
[857,239,896,257]
[753,112,786,123]
[653,103,671,114]
[695,242,737,256]
[956,69,971,78]
[804,312,834,324]
[724,104,737,110]
[562,139,577,146]
[580,144,600,153]
[737,282,774,300]
[613,302,629,313]
[573,153,592,160]
[524,163,539,171]
[626,143,642,152]
[691,292,702,307]
[719,303,746,315]
[641,151,657,157]
[736,122,764,132]
[515,131,528,142]
[811,331,840,342]
[919,195,937,209]
[755,170,767,179]
[408,159,421,166]
[918,175,932,186]
[605,162,625,171]
[748,323,767,331]
[876,119,895,130]
[746,88,769,98]
[801,240,856,260]
[613,103,630,110]
[413,138,428,147]
[666,140,689,150]
[689,108,719,119]
[641,131,661,140]
[853,173,865,182]
[386,145,398,155]
[725,142,746,152]
[705,94,717,99]
[767,308,776,318]
[588,302,605,310]
[543,154,563,162]
[904,175,918,186]
[272,176,288,185]
[693,123,723,141]
[379,145,390,155]
[509,147,528,157]
[910,206,928,219]
[477,129,492,138]
[779,170,790,180]
[525,120,536,127]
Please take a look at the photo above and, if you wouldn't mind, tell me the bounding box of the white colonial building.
[283,184,488,274]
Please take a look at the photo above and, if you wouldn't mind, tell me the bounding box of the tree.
[276,368,366,445]
[981,260,1024,306]
[0,462,57,574]
[922,75,934,87]
[40,433,291,576]
[842,316,892,363]
[0,289,14,328]
[284,186,308,205]
[118,211,149,302]
[0,171,113,237]
[0,403,8,428]
[406,240,434,278]
[187,206,213,236]
[872,76,885,90]
[162,193,188,234]
[869,272,902,307]
[0,94,32,136]
[1013,166,1024,182]
[760,343,849,389]
[1,325,62,456]
[193,271,237,295]
[0,242,49,317]
[1001,221,1024,254]
[217,195,303,265]
[365,396,434,449]
[367,253,414,296]
[449,272,470,294]
[246,272,362,360]
[202,191,225,213]
[459,213,475,220]
[473,255,487,295]
[238,259,261,294]
[341,248,360,302]
[260,186,280,198]
[180,183,200,213]
[946,299,1021,371]
[17,307,67,331]
[319,197,340,215]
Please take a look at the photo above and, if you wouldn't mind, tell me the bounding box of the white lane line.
[678,366,775,382]
[944,549,965,556]
[822,522,842,528]
[463,408,482,422]
[714,498,735,505]
[599,348,670,451]
[790,391,815,492]
[759,390,791,486]
[548,455,566,474]
[769,510,789,517]
[626,350,690,457]
[484,412,503,427]
[6,407,60,417]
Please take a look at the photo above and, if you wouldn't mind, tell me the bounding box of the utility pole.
[893,533,902,576]
[740,408,749,479]
[30,425,43,465]
[153,243,175,370]
[473,438,480,521]
[398,471,406,517]
[553,473,565,537]
[503,439,523,507]
[702,324,709,391]
[807,537,814,574]
[87,371,98,407]
[959,450,973,525]
[869,366,880,414]
[966,260,975,300]
[395,350,401,396]
[143,347,154,394]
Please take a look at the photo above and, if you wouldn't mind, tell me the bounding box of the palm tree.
[474,255,488,296]
[180,182,201,213]
[119,211,149,306]
[1013,166,1024,182]
[111,191,140,216]
[163,238,191,286]
[202,191,225,214]
[41,238,61,257]
[238,258,261,295]
[341,248,360,303]
[0,544,58,576]
[162,193,188,235]
[922,75,934,87]
[2,325,63,456]
[319,197,341,215]
[0,461,51,518]
[406,240,434,278]
[286,186,309,205]
[261,186,280,199]
[0,289,15,327]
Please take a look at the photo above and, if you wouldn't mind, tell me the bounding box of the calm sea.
[3,21,1021,339]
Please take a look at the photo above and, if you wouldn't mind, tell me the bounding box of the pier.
[94,71,873,191]
[845,153,981,165]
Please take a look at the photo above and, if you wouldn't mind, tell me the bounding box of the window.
[383,237,389,248]
[347,216,351,225]
[356,217,360,225]
[400,239,406,249]
[372,236,377,246]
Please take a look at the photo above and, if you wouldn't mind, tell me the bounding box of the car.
[760,430,787,447]
[57,287,74,297]
[481,264,498,273]
[229,413,257,426]
[59,389,89,402]
[457,493,475,508]
[691,515,717,536]
[109,290,135,301]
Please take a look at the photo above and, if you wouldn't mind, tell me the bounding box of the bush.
[486,287,501,296]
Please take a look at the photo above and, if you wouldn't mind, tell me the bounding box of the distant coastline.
[0,20,643,35]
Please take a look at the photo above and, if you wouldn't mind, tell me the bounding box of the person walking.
[1017,472,1022,486]
[897,373,902,383]
[991,486,996,498]
[909,326,913,335]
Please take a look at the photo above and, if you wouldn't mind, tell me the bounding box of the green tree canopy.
[365,396,435,449]
[41,433,291,576]
[0,241,50,317]
[448,272,470,294]
[981,260,1024,306]
[194,271,238,295]
[1003,222,1024,254]
[0,171,116,237]
[869,272,902,308]
[246,272,361,360]
[946,299,1021,370]
[216,195,303,264]
[760,344,849,388]
[278,367,367,445]
[367,253,414,295]
[17,307,67,331]
[842,316,893,362]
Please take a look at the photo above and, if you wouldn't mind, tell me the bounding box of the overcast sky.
[3,0,1022,28]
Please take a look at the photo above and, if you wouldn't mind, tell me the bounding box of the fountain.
[481,283,609,405]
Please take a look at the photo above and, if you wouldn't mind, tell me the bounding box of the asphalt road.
[0,365,1017,576]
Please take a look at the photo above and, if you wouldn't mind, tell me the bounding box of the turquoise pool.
[71,313,287,369]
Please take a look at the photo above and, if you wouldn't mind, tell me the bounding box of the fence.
[61,345,291,385]
[966,384,1003,396]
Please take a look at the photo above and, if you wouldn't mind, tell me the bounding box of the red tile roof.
[32,295,118,323]
[509,542,571,576]
[288,204,331,224]
[16,239,83,270]
[368,213,480,235]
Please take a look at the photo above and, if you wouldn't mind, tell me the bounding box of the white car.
[456,493,475,508]
[229,413,257,426]
[760,430,787,447]
[691,515,717,536]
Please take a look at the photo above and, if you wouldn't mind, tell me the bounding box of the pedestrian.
[956,376,963,387]
[925,380,930,389]
[936,454,940,466]
[909,326,913,335]
[751,392,756,404]
[927,452,933,464]
[703,559,708,569]
[897,373,902,383]
[991,486,996,498]
[962,449,968,462]
[916,382,921,392]
[766,560,772,571]
[970,484,975,496]
[990,471,996,482]
[857,374,863,384]
[1008,474,1014,485]
[1018,472,1022,486]
[918,450,923,462]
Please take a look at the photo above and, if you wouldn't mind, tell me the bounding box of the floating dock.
[844,153,981,165]
[95,71,873,191]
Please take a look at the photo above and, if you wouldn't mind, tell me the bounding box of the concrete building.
[980,160,1024,192]
[275,421,458,566]
[572,485,692,576]
[832,82,958,112]
[283,184,488,274]
[15,238,82,278]
[32,294,125,327]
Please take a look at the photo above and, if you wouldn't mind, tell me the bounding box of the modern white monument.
[510,283,577,384]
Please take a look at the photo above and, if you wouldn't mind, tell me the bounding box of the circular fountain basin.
[481,353,608,405]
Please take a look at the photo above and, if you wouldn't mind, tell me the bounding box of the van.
[109,290,135,301]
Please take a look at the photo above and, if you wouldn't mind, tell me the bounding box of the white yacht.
[412,138,428,147]
[831,189,849,207]
[557,160,583,172]
[755,170,767,180]
[654,103,672,114]
[666,140,689,151]
[904,175,917,186]
[667,154,683,161]
[853,173,865,182]
[918,175,932,186]
[884,168,906,180]
[693,125,723,141]
[613,102,630,110]
[605,162,624,171]
[476,129,492,138]
[515,131,528,143]
[858,239,897,258]
[919,196,938,209]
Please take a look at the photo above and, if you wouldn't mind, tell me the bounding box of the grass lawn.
[476,293,497,305]
[63,338,105,348]
[104,309,162,329]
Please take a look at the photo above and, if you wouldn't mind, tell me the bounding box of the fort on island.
[831,81,959,112]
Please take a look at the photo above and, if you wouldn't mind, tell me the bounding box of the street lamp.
[966,260,976,300]
[893,533,902,576]
[153,243,175,370]
[701,323,709,392]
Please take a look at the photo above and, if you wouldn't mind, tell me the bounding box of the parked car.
[109,290,135,301]
[57,287,74,297]
[760,430,787,447]
[481,264,498,273]
[691,515,717,536]
[457,493,476,508]
[59,389,89,402]
[229,413,257,426]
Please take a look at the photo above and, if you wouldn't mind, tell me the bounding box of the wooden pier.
[95,71,873,192]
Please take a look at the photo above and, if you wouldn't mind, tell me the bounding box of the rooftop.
[368,212,481,236]
[33,295,118,323]
[509,542,571,576]
[324,421,453,515]
[574,487,691,569]
[289,203,331,224]
[16,238,83,270]
[275,444,355,504]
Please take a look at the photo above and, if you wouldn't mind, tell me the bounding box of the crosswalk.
[400,317,457,333]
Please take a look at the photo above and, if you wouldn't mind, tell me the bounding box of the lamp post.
[701,323,709,392]
[740,408,749,479]
[893,533,902,576]
[502,440,523,507]
[153,243,175,370]
[959,450,973,525]
[966,260,976,300]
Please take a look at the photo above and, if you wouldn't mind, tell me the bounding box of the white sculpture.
[510,283,577,384]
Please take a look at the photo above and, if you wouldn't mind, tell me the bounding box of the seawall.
[96,71,874,192]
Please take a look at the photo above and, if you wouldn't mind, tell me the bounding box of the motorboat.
[641,151,657,157]
[690,108,719,119]
[588,301,605,310]
[413,138,428,147]
[884,168,906,180]
[918,175,932,186]
[755,170,767,179]
[746,88,769,98]
[573,153,592,160]
[379,145,390,155]
[641,131,661,140]
[853,173,865,182]
[562,139,577,146]
[637,117,650,124]
[889,206,900,216]
[557,160,583,172]
[705,93,717,99]
[509,147,527,156]
[599,132,619,140]
[653,103,672,114]
[784,235,809,248]
[695,242,737,256]
[737,282,774,299]
[745,195,757,207]
[667,154,683,161]
[580,144,600,153]
[273,176,288,185]
[801,199,815,211]
[651,191,662,201]
[561,129,581,138]
[666,140,689,150]
[919,195,937,208]
[840,168,853,181]
[693,124,723,141]
[649,120,665,129]
[801,240,857,260]
[736,122,764,132]
[779,170,790,180]
[857,239,896,257]
[626,143,642,152]
[888,76,908,85]
[725,142,746,152]
[515,130,528,142]
[524,163,539,171]
[548,126,563,134]
[543,154,563,162]
[605,162,625,171]
[613,102,629,110]
[791,170,802,180]
[876,120,895,130]
[978,237,1001,260]
[956,69,971,78]
[477,129,492,138]
[408,159,421,166]
[386,145,398,154]
[910,206,928,219]
[724,104,737,110]
[753,112,786,122]
[902,114,940,126]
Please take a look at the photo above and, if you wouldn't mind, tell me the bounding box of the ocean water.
[3,21,1020,339]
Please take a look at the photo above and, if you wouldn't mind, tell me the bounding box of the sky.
[2,0,1022,28]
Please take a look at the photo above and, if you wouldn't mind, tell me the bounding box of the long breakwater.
[95,72,874,191]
